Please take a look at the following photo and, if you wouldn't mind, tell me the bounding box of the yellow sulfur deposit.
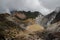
[26,24,45,32]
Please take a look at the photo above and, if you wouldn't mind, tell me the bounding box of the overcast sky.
[0,0,60,15]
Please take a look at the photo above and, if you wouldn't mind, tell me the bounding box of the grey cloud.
[40,0,60,9]
[0,0,60,15]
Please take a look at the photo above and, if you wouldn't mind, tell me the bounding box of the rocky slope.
[0,9,60,40]
[46,8,60,40]
[45,7,60,25]
[35,7,60,27]
[35,8,60,40]
[0,11,45,40]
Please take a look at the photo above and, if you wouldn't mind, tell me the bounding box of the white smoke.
[0,0,52,15]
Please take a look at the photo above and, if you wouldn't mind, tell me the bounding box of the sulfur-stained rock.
[26,24,45,32]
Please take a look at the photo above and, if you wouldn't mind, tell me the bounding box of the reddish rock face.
[16,13,26,19]
[13,12,27,20]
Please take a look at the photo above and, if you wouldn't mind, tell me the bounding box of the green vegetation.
[25,11,40,19]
